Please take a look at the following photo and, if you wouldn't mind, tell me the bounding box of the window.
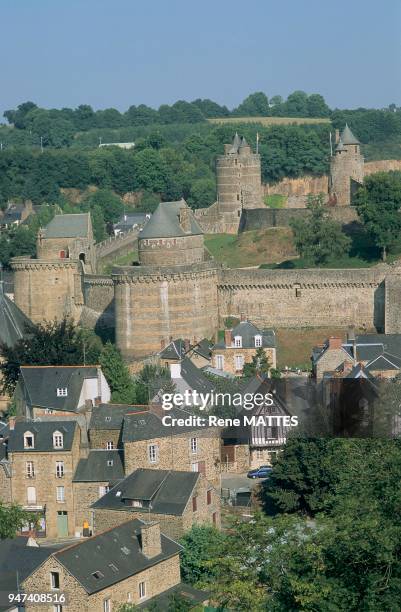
[27,486,36,504]
[269,426,279,439]
[56,486,65,502]
[132,500,143,507]
[105,416,111,422]
[192,496,197,512]
[234,336,242,348]
[216,355,224,370]
[191,462,199,472]
[53,431,63,449]
[106,441,114,450]
[190,437,198,454]
[26,461,35,478]
[295,287,301,298]
[139,581,146,600]
[24,431,34,448]
[148,444,158,463]
[92,571,104,580]
[235,355,244,371]
[107,459,114,466]
[103,599,111,612]
[99,485,110,497]
[50,571,60,589]
[255,335,262,348]
[53,605,62,612]
[56,388,68,397]
[207,490,212,505]
[56,461,64,478]
[212,512,217,526]
[59,250,65,259]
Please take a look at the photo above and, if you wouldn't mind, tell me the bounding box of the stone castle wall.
[239,206,359,232]
[139,234,204,266]
[218,267,387,331]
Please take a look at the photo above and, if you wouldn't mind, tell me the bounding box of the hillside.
[208,116,330,126]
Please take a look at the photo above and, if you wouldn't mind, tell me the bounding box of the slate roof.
[192,339,212,360]
[0,538,56,607]
[136,583,208,609]
[122,407,207,443]
[0,281,33,348]
[140,199,203,239]
[160,339,188,360]
[341,124,360,145]
[365,353,401,372]
[42,213,90,239]
[114,213,149,232]
[54,519,182,595]
[214,320,276,349]
[73,450,125,482]
[89,404,140,431]
[92,468,199,516]
[19,366,99,412]
[177,358,214,394]
[8,420,77,453]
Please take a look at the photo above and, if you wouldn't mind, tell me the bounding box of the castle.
[11,126,401,362]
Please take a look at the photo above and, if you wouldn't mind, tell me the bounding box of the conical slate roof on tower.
[340,124,360,145]
[0,280,33,347]
[229,132,241,154]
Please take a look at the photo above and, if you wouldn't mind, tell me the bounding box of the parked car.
[247,466,273,479]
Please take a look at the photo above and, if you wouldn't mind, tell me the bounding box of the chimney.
[9,416,16,431]
[97,366,102,400]
[184,339,190,353]
[240,312,246,322]
[328,337,343,350]
[179,207,191,233]
[170,362,181,378]
[160,339,166,350]
[335,129,340,144]
[140,522,161,558]
[224,330,232,347]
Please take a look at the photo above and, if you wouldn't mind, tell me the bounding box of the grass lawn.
[264,194,287,208]
[208,117,331,126]
[101,249,139,274]
[205,229,296,268]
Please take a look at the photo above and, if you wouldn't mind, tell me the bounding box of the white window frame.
[103,599,111,612]
[106,441,114,450]
[27,486,36,504]
[24,431,34,449]
[216,355,224,371]
[56,461,64,478]
[235,354,244,371]
[50,571,60,590]
[56,486,65,502]
[148,444,158,464]
[139,581,146,600]
[26,461,35,478]
[99,485,110,498]
[234,336,242,348]
[255,335,262,348]
[190,437,198,454]
[53,431,64,449]
[56,388,68,397]
[191,462,199,472]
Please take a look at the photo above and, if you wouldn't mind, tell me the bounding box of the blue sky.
[1,0,400,117]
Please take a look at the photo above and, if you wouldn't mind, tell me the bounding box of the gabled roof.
[140,199,202,240]
[192,338,213,360]
[0,282,33,348]
[53,519,181,595]
[8,420,77,453]
[89,403,140,431]
[73,450,125,482]
[340,124,360,145]
[19,366,99,412]
[160,339,188,360]
[176,357,214,395]
[214,320,276,349]
[42,213,90,239]
[122,407,208,443]
[365,352,401,372]
[92,468,199,516]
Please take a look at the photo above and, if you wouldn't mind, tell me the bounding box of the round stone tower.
[114,199,220,359]
[216,133,262,228]
[329,124,364,206]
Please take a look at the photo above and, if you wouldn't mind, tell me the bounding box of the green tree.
[242,347,271,377]
[187,178,216,208]
[0,503,37,539]
[290,194,351,265]
[0,317,102,395]
[99,342,138,403]
[233,92,270,117]
[179,524,227,585]
[355,171,401,260]
[82,189,124,224]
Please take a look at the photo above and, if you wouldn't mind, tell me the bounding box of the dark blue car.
[247,465,273,479]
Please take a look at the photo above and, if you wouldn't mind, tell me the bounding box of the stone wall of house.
[211,346,276,375]
[123,432,221,486]
[0,463,11,503]
[88,428,122,450]
[113,261,220,359]
[72,481,110,533]
[218,267,387,331]
[23,551,181,611]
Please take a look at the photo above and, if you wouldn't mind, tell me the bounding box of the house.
[0,201,34,228]
[0,278,33,412]
[212,317,277,375]
[159,338,212,369]
[113,212,150,235]
[88,403,144,449]
[15,365,111,419]
[73,449,125,534]
[312,331,401,379]
[122,406,221,486]
[92,467,220,539]
[22,519,208,610]
[7,420,81,538]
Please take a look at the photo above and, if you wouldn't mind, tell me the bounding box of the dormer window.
[234,336,242,348]
[53,431,63,449]
[107,460,113,466]
[57,388,68,397]
[255,335,262,348]
[24,431,34,448]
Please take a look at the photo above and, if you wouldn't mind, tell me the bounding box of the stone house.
[7,420,81,538]
[122,406,221,487]
[88,404,144,450]
[212,318,277,375]
[159,338,212,369]
[92,467,220,539]
[72,449,125,535]
[0,200,34,228]
[15,365,111,419]
[22,519,208,611]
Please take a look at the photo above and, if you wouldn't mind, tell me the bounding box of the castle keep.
[329,124,364,205]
